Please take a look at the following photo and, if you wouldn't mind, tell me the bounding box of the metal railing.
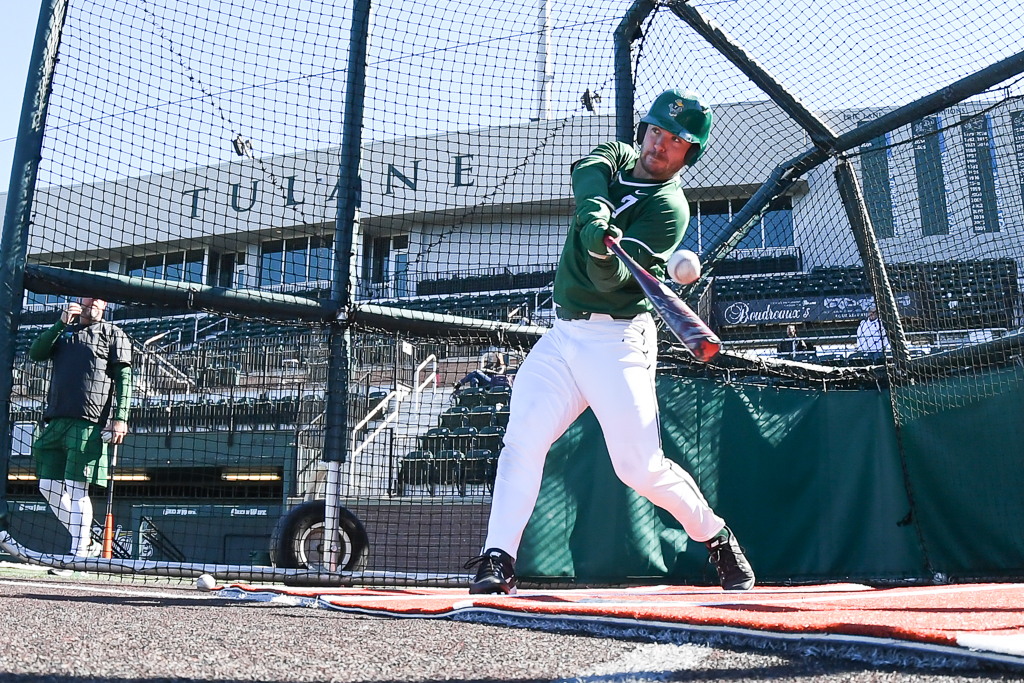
[413,354,437,409]
[345,385,410,495]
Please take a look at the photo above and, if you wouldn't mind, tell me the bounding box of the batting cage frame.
[2,0,1024,586]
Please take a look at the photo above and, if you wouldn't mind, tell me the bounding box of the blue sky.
[0,3,41,194]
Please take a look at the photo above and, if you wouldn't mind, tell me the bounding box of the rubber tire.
[270,500,369,572]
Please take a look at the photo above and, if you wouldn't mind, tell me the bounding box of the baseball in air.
[196,573,217,591]
[667,249,701,285]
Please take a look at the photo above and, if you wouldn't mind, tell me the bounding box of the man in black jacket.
[30,298,132,563]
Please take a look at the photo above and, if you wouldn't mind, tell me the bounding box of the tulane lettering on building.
[178,154,477,219]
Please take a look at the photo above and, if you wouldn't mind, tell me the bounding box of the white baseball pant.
[483,312,725,558]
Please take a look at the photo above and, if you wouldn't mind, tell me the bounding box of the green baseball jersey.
[553,141,691,318]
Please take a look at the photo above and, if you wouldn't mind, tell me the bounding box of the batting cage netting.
[1,0,1023,586]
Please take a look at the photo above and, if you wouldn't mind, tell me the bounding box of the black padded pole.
[835,159,911,367]
[0,0,70,527]
[614,0,657,144]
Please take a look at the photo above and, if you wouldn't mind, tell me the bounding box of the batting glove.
[574,197,614,227]
[580,220,622,260]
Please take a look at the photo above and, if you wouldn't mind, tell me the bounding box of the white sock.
[65,481,93,557]
[39,478,75,531]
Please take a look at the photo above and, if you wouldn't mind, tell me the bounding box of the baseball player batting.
[465,89,755,594]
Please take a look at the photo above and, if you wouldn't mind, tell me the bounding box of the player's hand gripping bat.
[604,236,721,362]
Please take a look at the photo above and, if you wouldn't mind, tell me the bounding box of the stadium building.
[9,99,1021,345]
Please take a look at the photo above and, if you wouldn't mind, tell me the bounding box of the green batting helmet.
[637,89,713,166]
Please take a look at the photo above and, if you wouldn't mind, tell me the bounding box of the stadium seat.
[397,450,435,496]
[434,450,465,494]
[462,448,497,492]
[489,374,512,391]
[421,427,450,452]
[486,388,511,406]
[477,425,505,452]
[455,387,487,409]
[450,426,478,453]
[439,406,469,429]
[467,405,495,429]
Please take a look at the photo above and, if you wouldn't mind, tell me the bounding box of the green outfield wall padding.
[111,432,296,468]
[899,367,1024,580]
[518,375,929,584]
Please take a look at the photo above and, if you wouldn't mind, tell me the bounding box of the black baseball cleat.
[464,548,517,594]
[705,526,755,591]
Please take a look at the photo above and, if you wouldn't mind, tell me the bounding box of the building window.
[208,252,243,288]
[41,259,110,273]
[71,259,109,272]
[126,250,204,283]
[359,234,410,298]
[283,239,308,285]
[25,291,63,308]
[309,236,333,281]
[259,236,333,288]
[259,240,284,287]
[763,197,794,248]
[681,197,793,254]
[369,236,390,284]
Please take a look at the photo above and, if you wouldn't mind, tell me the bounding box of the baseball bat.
[604,236,721,362]
[102,441,118,559]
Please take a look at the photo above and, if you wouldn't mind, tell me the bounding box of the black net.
[3,0,1024,585]
[2,0,624,584]
[634,1,1024,581]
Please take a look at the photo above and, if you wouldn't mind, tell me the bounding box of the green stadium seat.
[450,426,478,453]
[455,387,487,409]
[486,388,511,406]
[467,405,495,428]
[462,448,497,492]
[397,450,435,496]
[421,427,450,452]
[434,450,465,494]
[477,425,504,452]
[439,406,468,429]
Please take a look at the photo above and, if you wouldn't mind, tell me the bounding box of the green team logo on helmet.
[639,89,713,166]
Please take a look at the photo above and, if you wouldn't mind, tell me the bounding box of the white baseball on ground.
[667,249,701,285]
[196,573,217,591]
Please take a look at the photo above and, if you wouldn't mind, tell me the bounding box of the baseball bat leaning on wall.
[102,442,118,559]
[604,236,721,362]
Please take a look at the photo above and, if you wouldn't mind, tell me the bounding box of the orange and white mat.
[219,582,1024,667]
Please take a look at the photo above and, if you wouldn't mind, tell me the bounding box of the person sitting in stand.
[776,324,813,356]
[455,346,507,390]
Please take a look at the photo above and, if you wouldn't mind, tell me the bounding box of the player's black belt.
[555,307,638,321]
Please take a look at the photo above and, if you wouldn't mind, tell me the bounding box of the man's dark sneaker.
[464,548,517,594]
[705,526,755,591]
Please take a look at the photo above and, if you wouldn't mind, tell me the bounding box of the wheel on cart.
[270,500,369,572]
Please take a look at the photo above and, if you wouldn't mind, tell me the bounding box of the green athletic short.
[32,417,109,486]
